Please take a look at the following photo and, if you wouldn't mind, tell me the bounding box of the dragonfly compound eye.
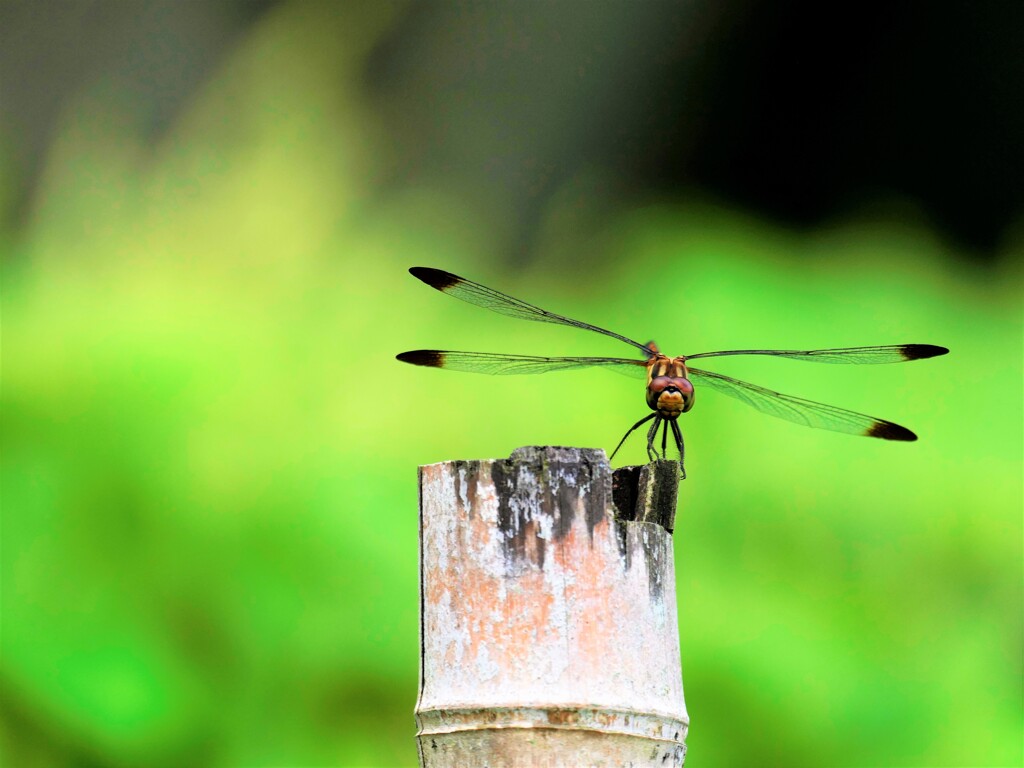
[648,377,695,415]
[681,383,695,413]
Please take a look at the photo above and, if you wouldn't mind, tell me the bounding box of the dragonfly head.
[646,356,695,416]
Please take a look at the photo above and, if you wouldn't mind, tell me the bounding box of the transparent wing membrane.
[687,367,916,440]
[397,350,648,377]
[685,344,948,364]
[409,267,652,354]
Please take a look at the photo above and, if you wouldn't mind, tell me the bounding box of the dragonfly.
[396,267,948,476]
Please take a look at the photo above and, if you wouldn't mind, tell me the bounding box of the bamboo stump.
[416,446,688,767]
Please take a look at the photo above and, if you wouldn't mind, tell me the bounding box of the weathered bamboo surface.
[416,446,687,767]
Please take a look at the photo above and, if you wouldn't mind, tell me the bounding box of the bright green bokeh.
[2,4,1021,767]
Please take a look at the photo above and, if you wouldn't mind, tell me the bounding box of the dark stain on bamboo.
[612,465,641,523]
[488,448,678,594]
[613,459,679,533]
[636,460,679,534]
[612,459,679,600]
[491,455,547,570]
[490,447,612,570]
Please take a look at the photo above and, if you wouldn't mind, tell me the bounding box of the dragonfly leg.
[609,413,657,461]
[646,416,662,461]
[661,417,668,457]
[670,419,686,480]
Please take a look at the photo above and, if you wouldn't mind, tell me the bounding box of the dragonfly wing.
[687,367,917,440]
[685,344,948,364]
[409,267,652,354]
[398,350,648,378]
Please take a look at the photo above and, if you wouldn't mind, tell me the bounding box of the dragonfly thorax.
[646,355,695,417]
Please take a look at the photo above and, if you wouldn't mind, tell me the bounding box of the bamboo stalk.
[416,446,688,767]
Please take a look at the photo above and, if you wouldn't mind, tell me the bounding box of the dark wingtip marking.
[409,267,460,291]
[867,421,918,441]
[902,344,949,361]
[396,350,445,368]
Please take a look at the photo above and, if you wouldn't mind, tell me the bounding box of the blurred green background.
[2,2,1021,766]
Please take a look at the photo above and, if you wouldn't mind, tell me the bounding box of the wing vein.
[688,367,916,440]
[410,267,652,354]
[685,344,949,364]
[397,350,648,378]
